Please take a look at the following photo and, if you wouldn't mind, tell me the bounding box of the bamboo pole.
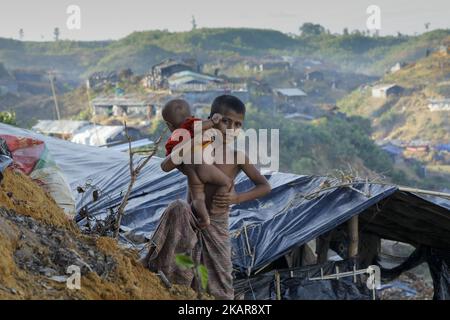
[348,215,359,259]
[48,72,61,120]
[398,186,450,199]
[316,231,333,264]
[275,271,281,300]
[85,80,101,144]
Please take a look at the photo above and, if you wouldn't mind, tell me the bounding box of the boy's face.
[213,109,244,143]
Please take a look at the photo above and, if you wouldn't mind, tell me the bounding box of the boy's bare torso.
[204,162,240,214]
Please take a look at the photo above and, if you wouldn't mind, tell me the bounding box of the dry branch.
[113,122,166,238]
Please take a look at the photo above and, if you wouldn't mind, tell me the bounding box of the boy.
[152,95,271,299]
[161,99,233,228]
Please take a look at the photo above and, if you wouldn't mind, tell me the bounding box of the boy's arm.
[235,160,272,204]
[161,114,222,172]
[201,119,215,130]
[213,153,271,207]
[201,113,222,130]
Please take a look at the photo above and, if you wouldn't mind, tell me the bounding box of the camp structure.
[371,84,404,99]
[91,95,153,118]
[1,123,449,300]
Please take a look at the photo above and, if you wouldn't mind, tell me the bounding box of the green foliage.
[197,265,209,290]
[148,118,170,157]
[73,109,92,121]
[175,253,209,291]
[2,28,448,79]
[0,111,16,125]
[292,157,315,173]
[245,108,394,176]
[175,254,195,269]
[299,23,326,37]
[379,109,400,128]
[434,84,450,96]
[0,62,11,78]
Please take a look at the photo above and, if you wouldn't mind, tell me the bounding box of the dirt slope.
[0,167,195,300]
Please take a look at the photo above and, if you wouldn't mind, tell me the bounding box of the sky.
[1,0,449,41]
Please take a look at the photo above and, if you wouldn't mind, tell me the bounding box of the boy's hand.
[211,113,222,124]
[213,190,238,208]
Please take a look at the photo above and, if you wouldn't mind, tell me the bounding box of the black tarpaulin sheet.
[234,261,373,300]
[230,176,396,273]
[1,123,449,274]
[359,191,450,250]
[380,246,450,300]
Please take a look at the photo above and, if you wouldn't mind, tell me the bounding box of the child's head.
[210,95,245,139]
[162,99,192,131]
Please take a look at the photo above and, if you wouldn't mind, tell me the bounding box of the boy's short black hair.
[210,95,246,117]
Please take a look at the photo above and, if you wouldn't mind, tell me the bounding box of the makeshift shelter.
[91,95,152,117]
[0,123,449,299]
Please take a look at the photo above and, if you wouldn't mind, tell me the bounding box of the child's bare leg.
[180,165,210,229]
[195,164,232,214]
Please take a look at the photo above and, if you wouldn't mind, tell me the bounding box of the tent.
[1,123,450,299]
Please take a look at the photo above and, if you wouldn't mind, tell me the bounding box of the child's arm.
[160,153,178,172]
[160,134,195,172]
[213,153,271,207]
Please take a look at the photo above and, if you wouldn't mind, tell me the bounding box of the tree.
[424,22,431,31]
[343,28,349,36]
[19,29,24,40]
[118,68,133,79]
[191,15,197,30]
[53,27,60,41]
[0,111,16,125]
[299,23,325,37]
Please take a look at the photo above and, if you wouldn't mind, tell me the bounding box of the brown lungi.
[142,200,234,299]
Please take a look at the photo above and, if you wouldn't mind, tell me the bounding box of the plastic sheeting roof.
[71,125,125,146]
[32,120,91,135]
[91,95,150,106]
[274,88,307,97]
[1,123,449,274]
[168,71,221,86]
